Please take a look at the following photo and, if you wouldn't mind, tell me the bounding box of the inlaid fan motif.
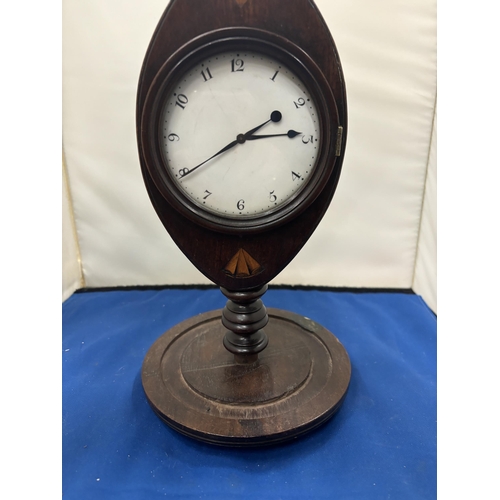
[224,248,262,277]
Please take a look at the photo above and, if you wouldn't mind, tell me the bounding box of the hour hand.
[241,110,283,139]
[179,111,283,178]
[246,130,302,140]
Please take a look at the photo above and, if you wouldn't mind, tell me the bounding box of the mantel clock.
[137,0,350,446]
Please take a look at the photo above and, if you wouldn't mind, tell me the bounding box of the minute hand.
[246,130,302,140]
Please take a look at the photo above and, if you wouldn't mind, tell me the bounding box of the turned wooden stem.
[220,285,269,363]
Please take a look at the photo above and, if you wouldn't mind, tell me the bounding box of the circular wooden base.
[142,308,351,447]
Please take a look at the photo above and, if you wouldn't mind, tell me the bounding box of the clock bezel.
[140,27,340,235]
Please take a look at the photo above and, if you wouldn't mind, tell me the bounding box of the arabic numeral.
[175,93,188,109]
[294,97,305,109]
[237,199,245,210]
[302,135,313,144]
[231,58,244,72]
[201,67,213,82]
[269,190,277,202]
[167,133,180,141]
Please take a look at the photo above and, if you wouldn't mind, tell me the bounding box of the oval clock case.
[137,0,347,291]
[137,0,350,446]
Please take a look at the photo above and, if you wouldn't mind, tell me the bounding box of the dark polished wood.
[142,308,351,446]
[221,285,269,360]
[137,0,350,445]
[136,0,347,290]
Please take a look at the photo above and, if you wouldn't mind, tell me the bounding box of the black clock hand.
[179,138,239,178]
[179,111,282,178]
[239,110,282,140]
[246,130,302,140]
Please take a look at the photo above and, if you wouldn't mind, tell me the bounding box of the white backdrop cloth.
[62,0,437,304]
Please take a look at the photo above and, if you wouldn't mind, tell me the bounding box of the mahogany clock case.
[136,0,350,446]
[136,0,348,291]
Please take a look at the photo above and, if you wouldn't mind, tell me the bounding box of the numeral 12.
[231,59,244,72]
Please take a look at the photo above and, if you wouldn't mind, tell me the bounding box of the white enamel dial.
[159,50,321,219]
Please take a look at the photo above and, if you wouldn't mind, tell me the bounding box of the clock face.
[158,50,321,220]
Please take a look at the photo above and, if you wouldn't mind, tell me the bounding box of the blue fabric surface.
[62,288,436,499]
